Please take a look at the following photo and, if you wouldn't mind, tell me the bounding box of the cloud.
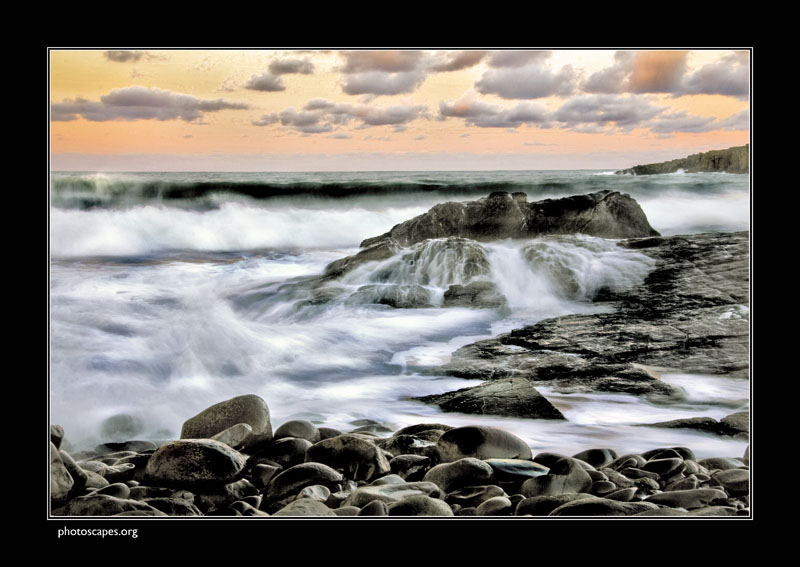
[50,86,248,122]
[439,91,551,128]
[486,50,552,68]
[428,50,488,72]
[252,98,428,134]
[681,52,750,99]
[717,109,750,130]
[553,94,664,130]
[268,57,315,75]
[338,51,427,96]
[648,111,717,134]
[475,57,577,99]
[245,72,286,92]
[583,50,749,99]
[340,51,424,73]
[342,70,426,96]
[104,50,147,63]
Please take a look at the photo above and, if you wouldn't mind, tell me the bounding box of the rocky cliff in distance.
[615,145,749,175]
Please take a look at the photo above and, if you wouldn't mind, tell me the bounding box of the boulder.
[344,481,442,508]
[51,442,74,505]
[305,434,391,481]
[436,426,533,462]
[549,498,659,516]
[144,439,246,487]
[180,394,272,443]
[442,281,507,309]
[265,462,344,503]
[521,456,593,497]
[423,458,495,493]
[387,495,454,517]
[416,378,565,420]
[273,420,321,444]
[273,499,336,517]
[645,488,729,509]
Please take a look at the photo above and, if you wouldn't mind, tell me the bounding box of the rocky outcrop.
[615,145,749,175]
[429,231,749,401]
[322,190,659,282]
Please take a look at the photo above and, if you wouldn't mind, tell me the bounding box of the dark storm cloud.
[245,72,286,92]
[50,86,248,122]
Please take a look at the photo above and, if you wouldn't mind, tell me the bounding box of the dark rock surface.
[414,377,566,420]
[616,145,749,175]
[432,231,749,403]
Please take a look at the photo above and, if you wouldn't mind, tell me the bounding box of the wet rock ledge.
[50,394,750,518]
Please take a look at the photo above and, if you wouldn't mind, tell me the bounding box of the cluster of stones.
[50,394,750,517]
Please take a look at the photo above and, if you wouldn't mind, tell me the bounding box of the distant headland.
[615,145,749,175]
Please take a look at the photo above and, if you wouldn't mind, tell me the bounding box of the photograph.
[48,48,751,529]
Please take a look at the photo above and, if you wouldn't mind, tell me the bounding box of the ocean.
[48,169,751,458]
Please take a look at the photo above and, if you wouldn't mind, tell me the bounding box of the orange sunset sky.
[49,48,751,171]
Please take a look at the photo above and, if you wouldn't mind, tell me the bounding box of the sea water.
[49,170,751,458]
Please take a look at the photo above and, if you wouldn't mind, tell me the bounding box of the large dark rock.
[436,425,532,462]
[616,145,749,175]
[305,434,391,482]
[144,439,246,487]
[442,281,507,309]
[180,394,272,443]
[414,378,566,420]
[360,190,659,249]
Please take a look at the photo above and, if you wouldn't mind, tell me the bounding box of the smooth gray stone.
[143,497,204,516]
[642,458,686,478]
[484,458,549,483]
[181,394,272,441]
[59,449,89,494]
[193,479,258,513]
[274,419,321,443]
[297,484,331,502]
[687,506,739,516]
[344,482,441,508]
[377,434,438,458]
[51,442,74,505]
[634,508,689,516]
[305,434,391,482]
[358,499,389,516]
[698,457,746,471]
[229,501,268,516]
[720,411,749,433]
[51,425,65,450]
[446,485,506,508]
[550,498,659,516]
[599,468,635,489]
[645,488,728,509]
[604,487,638,502]
[65,494,164,516]
[394,423,454,437]
[210,423,254,449]
[515,494,596,516]
[387,495,454,516]
[590,481,618,496]
[94,482,131,499]
[521,457,592,497]
[145,439,246,487]
[666,476,698,492]
[389,454,431,481]
[572,448,618,468]
[476,496,514,516]
[333,506,361,516]
[250,437,312,469]
[711,469,750,496]
[318,427,344,440]
[423,458,494,493]
[608,454,647,471]
[250,464,281,489]
[371,474,406,486]
[436,426,532,462]
[265,462,344,502]
[273,499,336,516]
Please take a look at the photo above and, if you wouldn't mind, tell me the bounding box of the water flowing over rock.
[615,145,749,175]
[431,231,749,402]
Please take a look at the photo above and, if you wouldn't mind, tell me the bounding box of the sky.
[49,49,751,171]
